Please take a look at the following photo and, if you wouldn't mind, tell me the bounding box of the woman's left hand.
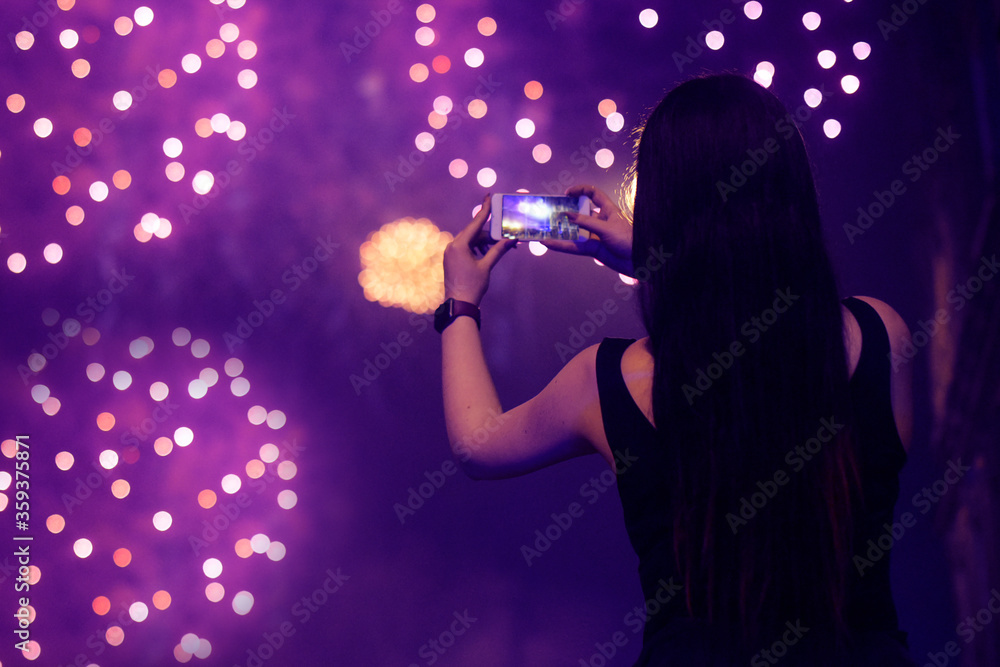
[443,195,517,306]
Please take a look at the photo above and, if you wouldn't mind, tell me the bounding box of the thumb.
[481,238,516,270]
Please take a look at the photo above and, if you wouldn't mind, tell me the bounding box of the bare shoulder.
[848,296,914,452]
[851,296,911,343]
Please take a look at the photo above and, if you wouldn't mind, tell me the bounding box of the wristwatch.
[434,298,480,333]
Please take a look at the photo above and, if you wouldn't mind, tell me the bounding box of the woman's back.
[596,296,915,665]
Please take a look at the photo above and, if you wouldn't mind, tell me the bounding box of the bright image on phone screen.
[500,195,582,240]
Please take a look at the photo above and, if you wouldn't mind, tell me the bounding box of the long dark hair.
[631,74,859,649]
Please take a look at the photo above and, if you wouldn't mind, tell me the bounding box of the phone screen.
[496,195,586,241]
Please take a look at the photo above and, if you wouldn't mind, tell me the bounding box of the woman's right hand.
[543,184,634,276]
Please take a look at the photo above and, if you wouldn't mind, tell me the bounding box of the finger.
[541,237,600,256]
[565,185,618,213]
[564,211,617,237]
[455,194,492,244]
[480,237,516,270]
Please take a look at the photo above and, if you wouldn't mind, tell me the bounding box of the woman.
[439,74,916,665]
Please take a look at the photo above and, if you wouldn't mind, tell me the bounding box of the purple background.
[0,0,996,665]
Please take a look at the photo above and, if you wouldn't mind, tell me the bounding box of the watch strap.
[435,298,480,333]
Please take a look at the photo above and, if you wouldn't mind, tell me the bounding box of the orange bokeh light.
[198,489,217,509]
[74,127,92,147]
[96,412,116,431]
[112,170,132,190]
[409,63,429,83]
[158,69,177,88]
[152,590,171,610]
[113,548,132,567]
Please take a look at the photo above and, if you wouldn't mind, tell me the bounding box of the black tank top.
[595,297,908,652]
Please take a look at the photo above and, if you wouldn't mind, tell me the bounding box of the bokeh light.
[409,63,429,83]
[73,538,93,558]
[232,591,254,615]
[14,31,34,50]
[238,69,258,89]
[114,17,133,35]
[477,167,497,188]
[802,12,822,30]
[153,511,173,531]
[134,6,154,26]
[744,1,763,19]
[59,29,79,49]
[638,9,658,28]
[532,144,552,164]
[358,218,453,313]
[431,55,450,74]
[467,99,487,119]
[464,48,485,68]
[416,4,436,23]
[182,54,202,73]
[34,118,53,138]
[415,27,435,46]
[71,59,91,78]
[7,93,26,113]
[478,17,497,36]
[529,241,548,257]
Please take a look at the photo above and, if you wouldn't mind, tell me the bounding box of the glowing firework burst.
[358,217,452,314]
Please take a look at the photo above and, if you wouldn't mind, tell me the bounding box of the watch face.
[433,299,454,333]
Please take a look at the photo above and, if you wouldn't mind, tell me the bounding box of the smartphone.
[489,193,592,242]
